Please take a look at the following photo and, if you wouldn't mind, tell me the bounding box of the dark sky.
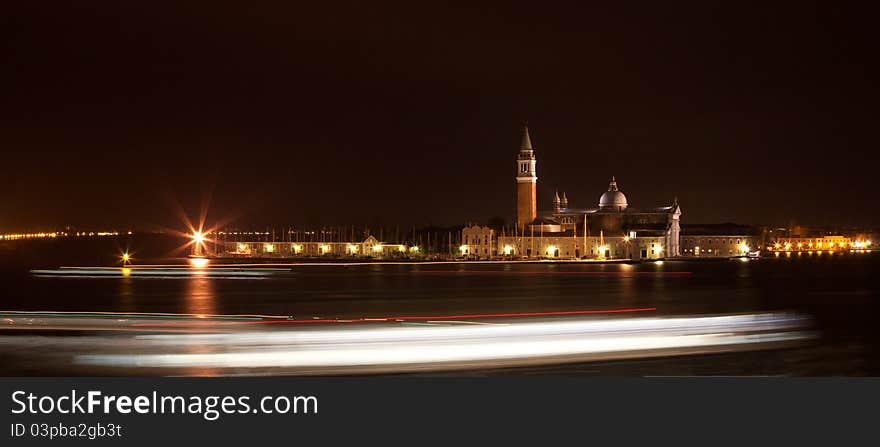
[2,2,877,231]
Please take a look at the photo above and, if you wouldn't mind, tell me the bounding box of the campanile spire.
[516,125,538,228]
[520,125,533,151]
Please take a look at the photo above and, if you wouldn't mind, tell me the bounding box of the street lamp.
[191,231,207,257]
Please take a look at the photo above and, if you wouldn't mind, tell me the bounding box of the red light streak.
[130,307,657,327]
[413,270,691,276]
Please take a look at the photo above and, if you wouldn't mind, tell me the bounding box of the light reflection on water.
[183,275,220,376]
[185,275,217,316]
[117,277,135,313]
[4,255,879,322]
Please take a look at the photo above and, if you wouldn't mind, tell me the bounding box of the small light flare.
[188,230,210,257]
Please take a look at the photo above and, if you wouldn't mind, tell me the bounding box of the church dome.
[598,176,628,210]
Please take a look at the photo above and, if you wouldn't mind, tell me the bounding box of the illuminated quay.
[0,230,129,241]
[203,232,414,259]
[766,236,872,255]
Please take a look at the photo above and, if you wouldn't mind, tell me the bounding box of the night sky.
[2,2,877,231]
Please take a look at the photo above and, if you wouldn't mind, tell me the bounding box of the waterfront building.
[216,235,410,258]
[460,225,496,259]
[490,126,681,260]
[680,223,759,257]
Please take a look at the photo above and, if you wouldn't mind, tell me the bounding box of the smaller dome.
[598,176,628,210]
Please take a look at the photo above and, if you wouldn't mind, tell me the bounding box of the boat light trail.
[71,312,811,374]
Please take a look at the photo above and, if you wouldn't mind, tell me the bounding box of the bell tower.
[516,125,537,228]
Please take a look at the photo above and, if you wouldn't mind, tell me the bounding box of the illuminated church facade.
[477,126,682,260]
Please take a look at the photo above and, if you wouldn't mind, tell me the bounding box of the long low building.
[214,235,413,258]
[680,223,760,257]
[463,225,667,261]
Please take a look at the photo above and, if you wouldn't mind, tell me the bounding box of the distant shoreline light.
[0,231,133,241]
